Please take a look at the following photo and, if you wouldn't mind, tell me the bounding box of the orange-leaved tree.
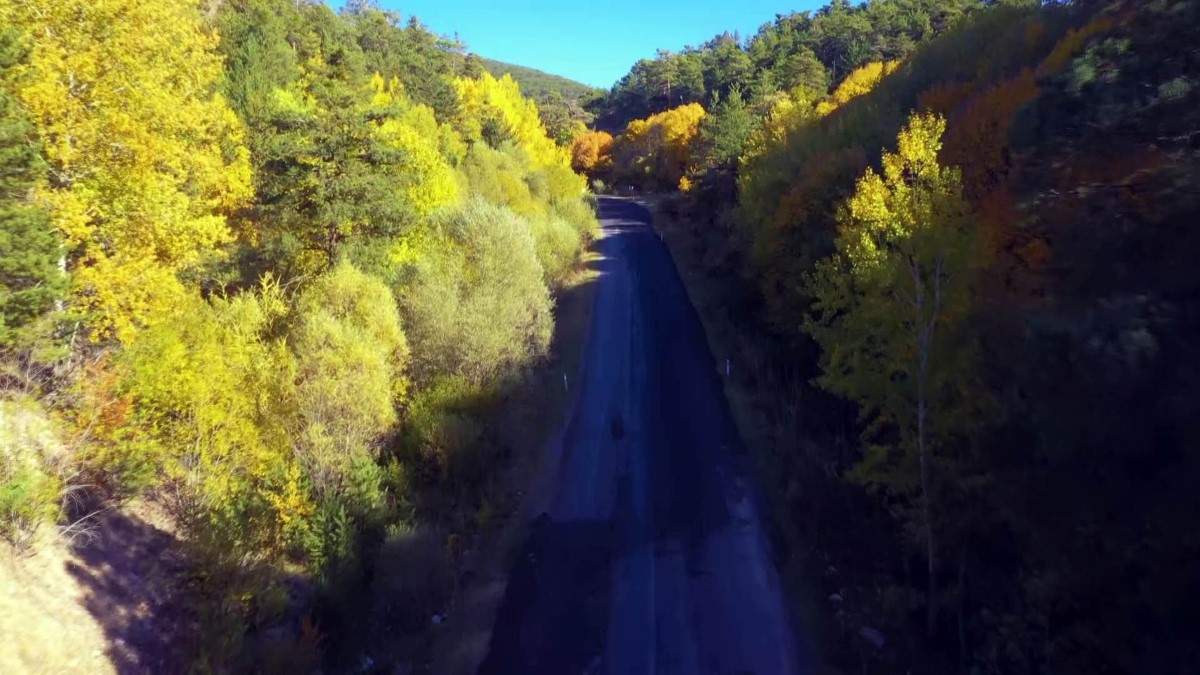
[611,102,705,191]
[570,130,614,179]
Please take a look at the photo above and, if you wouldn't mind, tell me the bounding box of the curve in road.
[480,198,806,675]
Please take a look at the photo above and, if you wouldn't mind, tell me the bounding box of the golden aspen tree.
[2,0,252,341]
[741,87,820,165]
[370,74,461,216]
[807,112,976,638]
[611,102,705,190]
[816,60,901,116]
[454,71,568,169]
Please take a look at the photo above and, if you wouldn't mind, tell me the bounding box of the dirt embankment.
[1,501,193,674]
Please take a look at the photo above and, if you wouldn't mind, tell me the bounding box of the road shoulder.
[430,242,605,675]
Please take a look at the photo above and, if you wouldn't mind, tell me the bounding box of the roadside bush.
[291,261,410,500]
[369,523,452,636]
[403,375,489,488]
[536,161,587,205]
[0,397,65,549]
[551,195,601,243]
[530,213,582,283]
[114,285,303,554]
[461,143,541,217]
[399,199,552,386]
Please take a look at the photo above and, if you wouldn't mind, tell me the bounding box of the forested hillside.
[4,0,1199,671]
[0,0,594,669]
[584,0,1200,672]
[481,59,600,102]
[481,58,603,144]
[592,0,979,131]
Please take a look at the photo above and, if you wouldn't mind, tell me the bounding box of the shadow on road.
[478,198,786,673]
[478,515,615,675]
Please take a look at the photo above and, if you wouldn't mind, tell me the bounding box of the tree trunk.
[910,253,941,640]
[919,396,936,639]
[959,546,968,674]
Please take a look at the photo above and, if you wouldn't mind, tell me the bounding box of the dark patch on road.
[478,515,614,675]
[610,415,625,440]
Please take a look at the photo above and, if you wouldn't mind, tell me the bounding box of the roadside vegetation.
[595,0,1200,672]
[0,0,596,669]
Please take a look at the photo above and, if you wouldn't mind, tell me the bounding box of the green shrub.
[530,213,582,283]
[0,397,65,549]
[0,463,59,549]
[403,375,488,484]
[461,143,540,217]
[1158,76,1194,101]
[399,199,552,386]
[291,261,410,498]
[552,195,601,242]
[368,524,451,635]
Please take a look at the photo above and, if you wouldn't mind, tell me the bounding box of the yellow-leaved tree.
[2,0,252,341]
[370,74,461,217]
[806,111,976,638]
[816,60,902,116]
[111,280,307,553]
[612,102,706,190]
[454,71,567,170]
[741,86,821,166]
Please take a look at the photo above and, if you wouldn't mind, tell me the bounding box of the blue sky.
[334,1,825,89]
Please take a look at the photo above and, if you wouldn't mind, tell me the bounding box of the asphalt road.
[479,198,804,675]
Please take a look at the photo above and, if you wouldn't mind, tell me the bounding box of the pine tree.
[695,88,754,170]
[0,29,64,346]
[253,6,415,276]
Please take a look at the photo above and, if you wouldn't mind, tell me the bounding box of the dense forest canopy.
[480,58,604,143]
[0,0,595,668]
[591,0,982,130]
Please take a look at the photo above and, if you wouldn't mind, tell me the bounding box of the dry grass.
[0,531,114,674]
[0,501,191,674]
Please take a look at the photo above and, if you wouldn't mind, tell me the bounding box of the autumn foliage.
[3,0,252,341]
[0,0,597,665]
[611,102,706,190]
[611,1,1200,673]
[569,129,613,178]
[815,60,901,116]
